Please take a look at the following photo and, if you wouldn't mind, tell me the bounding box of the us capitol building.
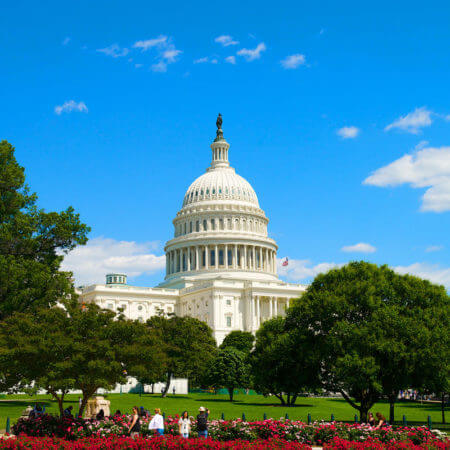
[79,115,305,345]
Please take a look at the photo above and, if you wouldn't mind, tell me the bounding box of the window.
[211,219,215,230]
[226,316,232,327]
[168,306,173,313]
[226,299,231,305]
[137,317,143,323]
[138,305,143,311]
[190,222,193,233]
[107,303,114,310]
[196,221,200,232]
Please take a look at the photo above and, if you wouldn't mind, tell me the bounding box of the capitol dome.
[163,114,278,286]
[182,168,259,208]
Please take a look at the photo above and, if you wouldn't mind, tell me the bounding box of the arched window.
[196,220,200,232]
[203,219,207,230]
[211,219,216,230]
[212,188,216,195]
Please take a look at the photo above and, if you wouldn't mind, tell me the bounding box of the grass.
[0,393,448,432]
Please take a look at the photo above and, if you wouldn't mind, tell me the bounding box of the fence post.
[221,412,225,420]
[263,413,267,420]
[307,413,311,424]
[5,417,10,434]
[242,412,246,421]
[331,414,335,422]
[402,415,407,426]
[427,416,432,429]
[285,413,289,420]
[354,414,358,423]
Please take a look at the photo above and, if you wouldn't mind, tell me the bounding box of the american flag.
[282,257,289,267]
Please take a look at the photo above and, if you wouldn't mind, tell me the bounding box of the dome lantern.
[210,113,230,169]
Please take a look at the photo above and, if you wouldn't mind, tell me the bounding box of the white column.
[259,247,263,270]
[187,247,191,271]
[243,245,247,269]
[225,244,228,268]
[251,296,255,329]
[274,297,278,316]
[215,244,218,269]
[256,296,260,327]
[166,253,169,274]
[195,246,199,270]
[269,297,273,318]
[233,244,237,269]
[205,245,209,269]
[265,248,268,271]
[287,299,290,308]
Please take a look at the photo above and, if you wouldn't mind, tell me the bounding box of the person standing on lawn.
[178,410,191,438]
[196,406,210,438]
[148,408,165,435]
[128,406,141,439]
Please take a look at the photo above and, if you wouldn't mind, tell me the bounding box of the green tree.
[285,261,450,422]
[0,303,164,416]
[0,141,89,319]
[146,314,217,397]
[205,348,248,401]
[250,317,320,406]
[220,330,255,354]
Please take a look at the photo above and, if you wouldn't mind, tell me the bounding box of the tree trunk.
[442,393,446,424]
[287,393,291,405]
[289,393,298,406]
[274,393,286,405]
[151,384,154,394]
[388,392,397,424]
[49,389,65,417]
[228,387,234,402]
[79,387,97,418]
[161,372,172,398]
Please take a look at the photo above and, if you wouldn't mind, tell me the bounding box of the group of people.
[367,412,387,429]
[127,406,210,439]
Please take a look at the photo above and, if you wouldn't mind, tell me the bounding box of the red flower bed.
[0,435,311,449]
[323,436,450,449]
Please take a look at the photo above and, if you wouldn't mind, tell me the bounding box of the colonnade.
[249,295,290,330]
[166,244,277,275]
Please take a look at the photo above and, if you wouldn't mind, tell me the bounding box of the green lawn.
[0,393,447,432]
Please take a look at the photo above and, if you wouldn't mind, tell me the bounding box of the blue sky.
[1,0,450,288]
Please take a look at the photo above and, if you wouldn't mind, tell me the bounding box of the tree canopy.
[0,303,164,416]
[285,261,450,422]
[250,316,320,406]
[220,330,255,354]
[0,141,89,319]
[146,314,217,396]
[205,348,249,401]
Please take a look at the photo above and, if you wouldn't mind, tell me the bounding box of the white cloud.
[394,263,450,288]
[445,115,450,122]
[425,245,443,253]
[133,36,168,51]
[132,36,181,71]
[211,58,218,64]
[151,61,167,72]
[96,44,129,58]
[61,237,165,286]
[135,63,143,68]
[319,28,325,35]
[363,145,450,212]
[215,35,239,47]
[385,107,433,134]
[341,242,377,253]
[237,42,266,61]
[277,258,341,282]
[194,57,209,64]
[280,54,306,69]
[163,48,182,63]
[337,126,360,139]
[225,56,236,64]
[62,37,70,45]
[54,100,88,115]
